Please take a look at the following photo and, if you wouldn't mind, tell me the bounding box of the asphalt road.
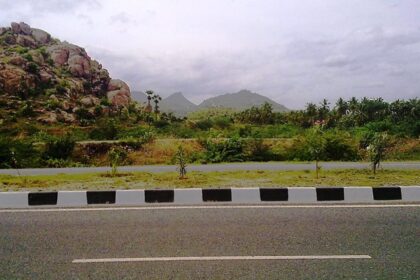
[1,161,420,176]
[0,204,419,279]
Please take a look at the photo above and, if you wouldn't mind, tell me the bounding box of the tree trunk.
[316,160,319,179]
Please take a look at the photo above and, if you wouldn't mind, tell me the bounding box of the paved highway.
[1,204,419,279]
[1,161,419,176]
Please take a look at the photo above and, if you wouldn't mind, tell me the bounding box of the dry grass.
[128,139,203,165]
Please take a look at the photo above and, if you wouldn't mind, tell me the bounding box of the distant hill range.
[198,89,289,112]
[132,89,288,117]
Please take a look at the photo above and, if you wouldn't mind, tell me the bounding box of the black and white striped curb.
[0,186,419,208]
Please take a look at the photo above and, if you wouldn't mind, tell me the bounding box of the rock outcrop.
[107,79,131,107]
[0,22,132,124]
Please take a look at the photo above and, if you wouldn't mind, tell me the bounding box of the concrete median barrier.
[0,186,419,208]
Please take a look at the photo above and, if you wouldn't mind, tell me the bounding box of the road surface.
[1,161,419,176]
[1,203,419,279]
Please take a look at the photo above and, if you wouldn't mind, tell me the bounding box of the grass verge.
[0,169,419,191]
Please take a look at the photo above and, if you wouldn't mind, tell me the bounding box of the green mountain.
[198,89,289,112]
[160,92,198,117]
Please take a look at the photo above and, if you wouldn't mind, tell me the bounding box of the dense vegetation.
[0,96,419,168]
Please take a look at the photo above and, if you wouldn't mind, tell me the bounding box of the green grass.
[0,169,418,191]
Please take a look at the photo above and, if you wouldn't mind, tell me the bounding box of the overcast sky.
[1,0,419,108]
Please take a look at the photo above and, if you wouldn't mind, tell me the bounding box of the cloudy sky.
[1,0,419,108]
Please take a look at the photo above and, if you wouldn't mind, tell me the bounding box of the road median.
[1,186,419,209]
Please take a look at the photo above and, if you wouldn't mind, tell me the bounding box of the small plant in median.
[108,147,127,177]
[10,149,29,186]
[175,146,187,179]
[367,132,390,175]
[10,150,21,177]
[305,126,327,179]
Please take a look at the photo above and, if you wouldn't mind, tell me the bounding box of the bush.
[323,131,359,161]
[153,119,170,128]
[17,101,35,117]
[23,53,33,62]
[117,126,147,139]
[0,137,40,168]
[288,130,359,161]
[170,124,196,138]
[89,119,119,140]
[75,108,92,122]
[194,119,214,130]
[213,116,232,129]
[43,134,75,160]
[27,62,39,75]
[246,139,277,161]
[200,137,246,163]
[238,125,253,137]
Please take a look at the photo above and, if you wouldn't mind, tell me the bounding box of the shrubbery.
[0,137,40,168]
[199,137,246,163]
[246,138,278,161]
[288,129,359,161]
[89,119,119,140]
[43,134,76,160]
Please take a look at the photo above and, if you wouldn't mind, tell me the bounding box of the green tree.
[304,102,318,126]
[335,97,348,117]
[145,90,161,129]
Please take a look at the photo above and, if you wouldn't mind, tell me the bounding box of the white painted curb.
[57,191,87,207]
[232,188,260,203]
[116,190,145,205]
[288,187,317,203]
[0,192,29,208]
[174,189,202,204]
[401,186,420,202]
[344,187,374,203]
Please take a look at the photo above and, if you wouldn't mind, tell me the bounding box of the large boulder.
[16,34,37,48]
[37,112,58,124]
[80,95,100,107]
[0,65,35,94]
[46,43,91,77]
[58,110,76,123]
[46,44,70,66]
[39,69,53,83]
[107,79,129,92]
[19,22,32,35]
[10,22,32,35]
[8,55,26,67]
[68,54,91,77]
[107,79,131,106]
[11,22,20,33]
[31,28,51,44]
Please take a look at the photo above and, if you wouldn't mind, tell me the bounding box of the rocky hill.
[0,22,131,124]
[198,89,289,112]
